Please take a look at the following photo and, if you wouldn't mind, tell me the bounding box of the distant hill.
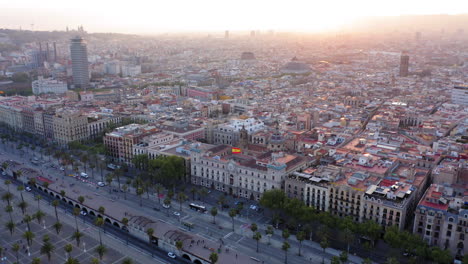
[0,29,139,45]
[349,14,468,34]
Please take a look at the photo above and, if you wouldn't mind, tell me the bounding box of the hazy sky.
[1,0,467,34]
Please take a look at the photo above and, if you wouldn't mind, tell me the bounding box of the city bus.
[189,203,207,213]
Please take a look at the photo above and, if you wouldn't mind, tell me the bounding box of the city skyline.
[1,0,468,34]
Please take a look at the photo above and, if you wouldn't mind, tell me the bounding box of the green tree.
[121,258,134,264]
[331,256,341,264]
[64,258,80,264]
[146,228,154,244]
[176,240,183,252]
[250,223,258,233]
[53,221,63,235]
[296,231,305,256]
[253,232,262,253]
[339,251,348,263]
[23,230,35,246]
[6,220,15,236]
[282,229,290,241]
[177,192,187,212]
[229,209,237,231]
[209,252,218,264]
[282,241,290,264]
[51,200,60,222]
[136,188,144,207]
[95,244,107,260]
[12,243,20,263]
[385,257,399,264]
[362,258,372,264]
[72,231,83,247]
[31,257,41,264]
[320,239,329,264]
[163,197,171,216]
[95,218,105,245]
[259,189,286,227]
[121,217,129,245]
[210,207,218,224]
[64,244,73,258]
[265,225,274,245]
[40,239,55,262]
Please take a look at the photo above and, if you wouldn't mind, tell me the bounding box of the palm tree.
[210,207,218,224]
[41,236,55,263]
[12,243,20,263]
[121,217,129,245]
[23,230,35,247]
[91,258,100,264]
[4,179,11,192]
[198,188,208,203]
[122,184,128,200]
[64,258,80,264]
[51,200,60,222]
[5,205,14,221]
[105,174,113,193]
[282,241,290,264]
[177,192,187,212]
[2,192,13,206]
[163,198,171,216]
[64,244,73,259]
[209,252,218,264]
[35,210,46,225]
[35,195,42,210]
[293,231,305,256]
[95,218,104,246]
[78,196,85,204]
[31,257,41,264]
[17,200,28,215]
[71,231,83,247]
[265,226,274,245]
[52,221,63,235]
[17,185,25,202]
[176,241,183,252]
[229,209,237,231]
[23,214,32,231]
[121,258,134,264]
[146,228,154,244]
[95,244,107,260]
[253,232,262,253]
[136,188,144,207]
[72,208,80,231]
[155,184,164,205]
[6,220,15,236]
[15,170,22,180]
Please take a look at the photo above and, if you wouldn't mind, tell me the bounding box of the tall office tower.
[399,53,409,77]
[53,42,57,62]
[225,30,229,39]
[70,36,89,89]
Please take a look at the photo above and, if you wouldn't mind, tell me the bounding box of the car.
[80,172,88,178]
[80,211,87,216]
[25,186,32,192]
[173,212,180,216]
[163,204,171,209]
[1,172,6,176]
[249,205,258,210]
[167,252,176,259]
[97,182,106,187]
[60,167,65,171]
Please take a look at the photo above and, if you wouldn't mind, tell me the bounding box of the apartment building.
[413,183,467,256]
[104,124,159,164]
[191,144,309,200]
[53,109,89,145]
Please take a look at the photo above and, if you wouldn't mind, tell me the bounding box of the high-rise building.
[225,30,229,39]
[70,36,89,89]
[452,85,468,106]
[399,53,409,77]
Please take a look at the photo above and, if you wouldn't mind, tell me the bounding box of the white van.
[80,172,89,178]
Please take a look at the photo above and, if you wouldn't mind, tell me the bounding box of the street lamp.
[43,220,46,229]
[83,242,86,252]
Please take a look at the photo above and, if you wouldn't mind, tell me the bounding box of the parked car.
[80,172,88,178]
[97,182,106,187]
[80,211,87,216]
[25,186,32,192]
[163,204,171,209]
[167,252,176,259]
